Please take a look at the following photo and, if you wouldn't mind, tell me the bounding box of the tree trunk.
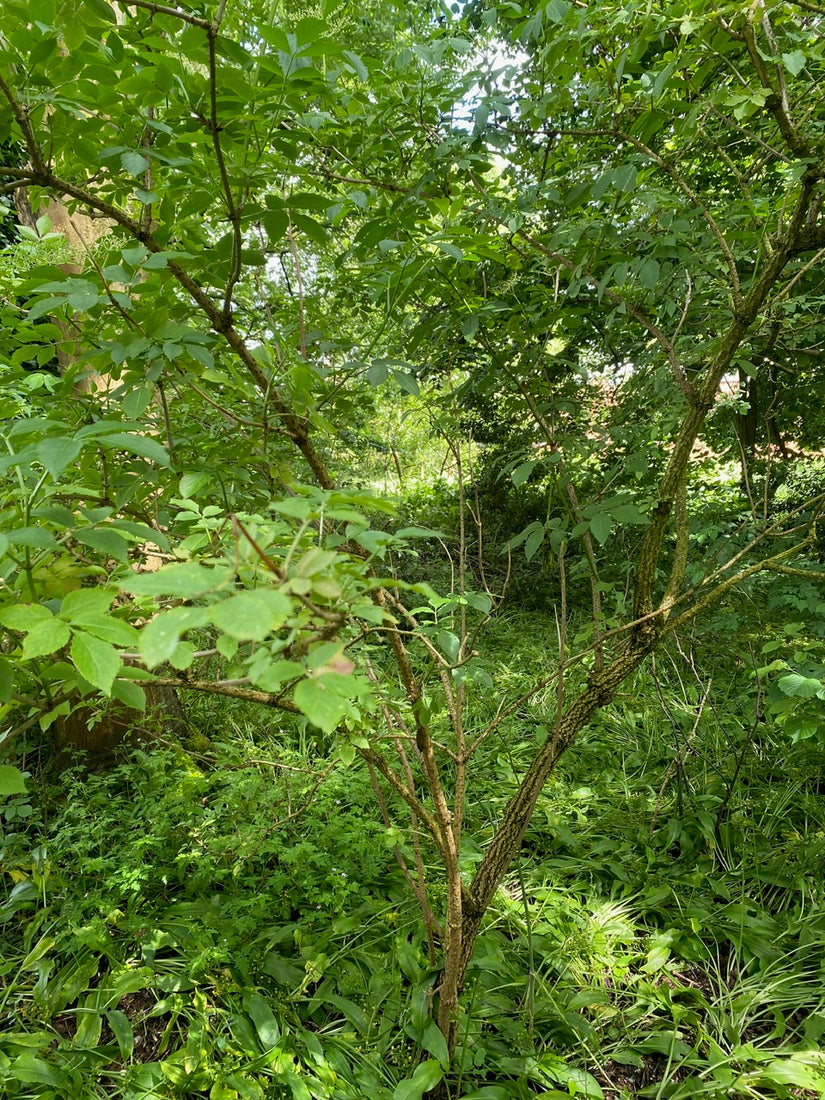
[54,685,188,770]
[435,640,652,1056]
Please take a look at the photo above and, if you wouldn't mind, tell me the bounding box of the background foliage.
[2,0,825,1096]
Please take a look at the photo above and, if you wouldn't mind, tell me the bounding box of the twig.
[286,218,306,358]
[671,270,693,344]
[616,129,743,309]
[120,0,211,29]
[650,677,711,831]
[555,540,567,726]
[143,675,301,710]
[204,19,243,322]
[741,9,811,158]
[512,226,697,402]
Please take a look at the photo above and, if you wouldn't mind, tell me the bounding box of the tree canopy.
[2,0,825,1091]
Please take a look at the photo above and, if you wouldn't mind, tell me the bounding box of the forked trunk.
[433,640,653,1058]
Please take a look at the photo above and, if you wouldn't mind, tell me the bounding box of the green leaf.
[122,384,154,418]
[262,208,289,244]
[138,606,208,668]
[111,521,170,551]
[777,673,822,699]
[36,436,82,478]
[544,0,570,21]
[392,1059,443,1100]
[0,765,27,796]
[68,288,101,310]
[124,562,234,598]
[295,547,338,578]
[179,471,211,498]
[461,314,479,340]
[105,1009,135,1059]
[421,1019,449,1069]
[84,0,117,21]
[294,677,347,734]
[69,614,139,646]
[760,1055,825,1089]
[271,497,316,519]
[393,370,420,396]
[71,633,122,694]
[9,1054,70,1089]
[643,942,672,972]
[121,150,150,176]
[524,524,545,561]
[612,164,637,191]
[59,588,116,619]
[20,934,55,969]
[396,527,445,539]
[98,432,170,465]
[0,604,55,631]
[112,679,147,711]
[0,657,12,703]
[465,592,493,615]
[8,527,58,549]
[244,993,281,1049]
[75,527,131,560]
[782,51,806,76]
[436,630,460,663]
[434,240,463,260]
[168,640,195,670]
[512,460,537,487]
[251,659,305,691]
[589,513,612,545]
[208,590,292,641]
[608,503,646,524]
[735,357,759,379]
[366,360,389,385]
[22,617,71,658]
[639,257,660,288]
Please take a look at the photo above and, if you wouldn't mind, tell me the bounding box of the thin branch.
[286,218,307,358]
[144,675,301,710]
[366,760,442,950]
[120,0,212,29]
[0,74,47,175]
[205,22,243,321]
[664,531,816,635]
[650,678,711,831]
[671,269,693,345]
[514,378,604,667]
[741,8,811,158]
[511,226,697,402]
[555,540,567,727]
[616,129,743,309]
[157,381,175,460]
[772,564,825,582]
[0,165,36,178]
[316,165,414,195]
[358,743,442,851]
[783,0,825,12]
[684,491,825,603]
[770,248,825,306]
[185,378,269,427]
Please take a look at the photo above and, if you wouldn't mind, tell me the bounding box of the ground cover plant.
[4,633,825,1099]
[2,0,825,1096]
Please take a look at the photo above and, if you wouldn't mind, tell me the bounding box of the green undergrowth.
[3,623,825,1099]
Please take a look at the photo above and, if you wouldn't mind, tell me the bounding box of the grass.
[2,616,825,1099]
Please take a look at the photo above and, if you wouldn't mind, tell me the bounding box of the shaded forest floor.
[2,613,825,1099]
